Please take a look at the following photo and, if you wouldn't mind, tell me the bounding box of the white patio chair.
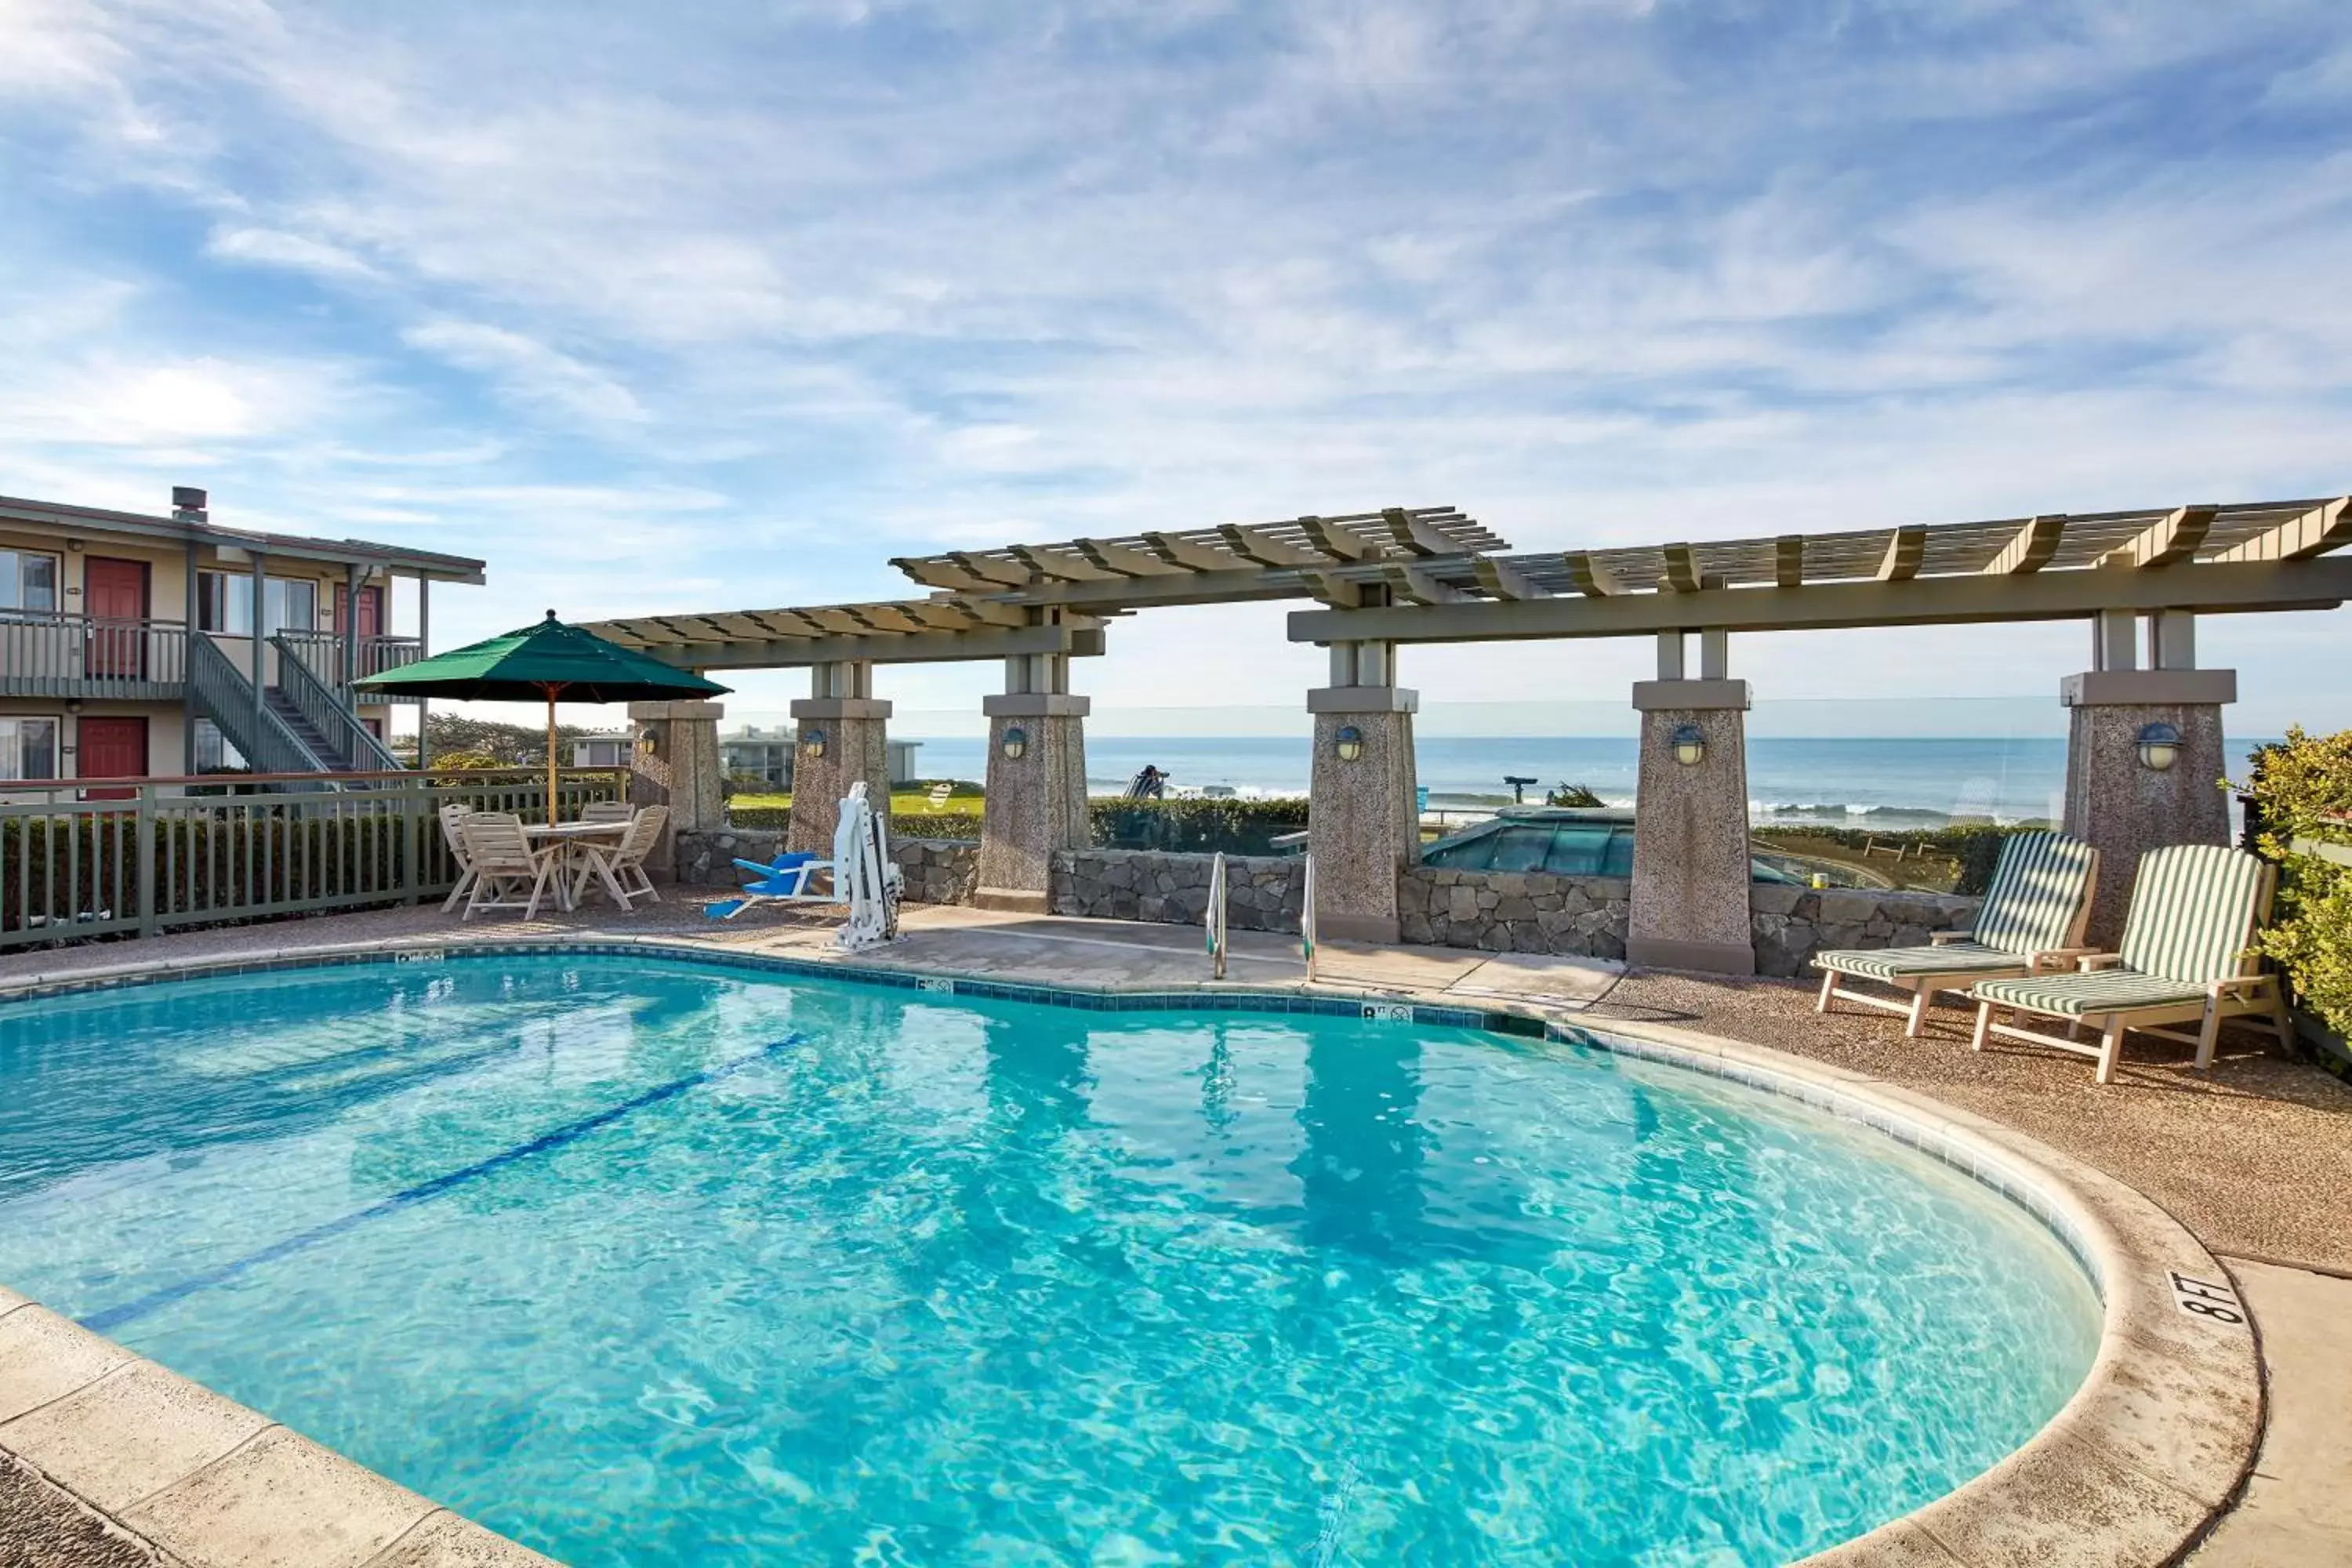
[438,803,482,914]
[459,813,562,921]
[574,805,668,912]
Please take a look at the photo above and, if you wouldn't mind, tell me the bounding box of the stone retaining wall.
[1750,884,1981,978]
[673,827,980,906]
[1398,866,1633,958]
[1051,849,1304,932]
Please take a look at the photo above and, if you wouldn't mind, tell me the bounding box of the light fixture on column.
[1671,723,1706,767]
[2136,722,2181,773]
[802,726,827,759]
[1334,724,1364,763]
[1001,726,1028,760]
[635,726,659,757]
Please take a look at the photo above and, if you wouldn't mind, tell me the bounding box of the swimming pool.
[0,952,2100,1566]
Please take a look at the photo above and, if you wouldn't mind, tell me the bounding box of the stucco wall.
[1051,848,1305,933]
[1399,866,1633,958]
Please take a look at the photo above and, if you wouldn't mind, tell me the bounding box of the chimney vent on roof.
[171,486,209,521]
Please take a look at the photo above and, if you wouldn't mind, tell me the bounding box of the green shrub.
[2240,728,2352,1038]
[1748,822,2047,896]
[1090,797,1310,855]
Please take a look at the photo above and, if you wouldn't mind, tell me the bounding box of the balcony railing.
[274,628,425,701]
[0,608,188,699]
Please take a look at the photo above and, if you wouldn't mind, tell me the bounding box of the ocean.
[896,735,2275,828]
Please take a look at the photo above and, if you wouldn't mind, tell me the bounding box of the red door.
[78,716,148,798]
[83,557,149,679]
[334,584,385,672]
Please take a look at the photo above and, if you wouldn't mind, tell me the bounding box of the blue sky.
[5,0,2349,736]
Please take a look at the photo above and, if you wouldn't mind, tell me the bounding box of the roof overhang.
[0,495,488,585]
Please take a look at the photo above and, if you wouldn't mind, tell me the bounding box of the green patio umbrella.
[358,611,729,822]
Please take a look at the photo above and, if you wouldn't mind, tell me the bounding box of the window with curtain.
[0,717,60,780]
[0,550,60,612]
[198,573,320,635]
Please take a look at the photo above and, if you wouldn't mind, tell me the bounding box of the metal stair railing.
[189,635,335,786]
[270,634,405,775]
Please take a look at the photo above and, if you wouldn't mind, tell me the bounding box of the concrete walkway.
[2190,1259,2352,1566]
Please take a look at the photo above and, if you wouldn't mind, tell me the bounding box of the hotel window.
[198,573,320,635]
[0,550,60,612]
[193,718,247,773]
[0,717,60,780]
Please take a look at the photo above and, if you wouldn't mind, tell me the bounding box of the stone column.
[786,661,891,855]
[1307,640,1419,944]
[629,699,724,879]
[1627,628,1754,974]
[2061,610,2234,946]
[975,670,1091,913]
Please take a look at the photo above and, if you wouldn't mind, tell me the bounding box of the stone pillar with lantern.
[2061,608,2234,946]
[628,698,726,878]
[1306,639,1420,943]
[786,661,891,855]
[975,648,1089,912]
[1627,626,1755,975]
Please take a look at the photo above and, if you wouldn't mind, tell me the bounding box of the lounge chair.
[1813,832,2099,1035]
[573,805,668,911]
[1968,844,2291,1084]
[458,813,562,921]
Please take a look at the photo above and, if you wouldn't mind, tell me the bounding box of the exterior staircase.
[264,688,357,771]
[189,635,401,784]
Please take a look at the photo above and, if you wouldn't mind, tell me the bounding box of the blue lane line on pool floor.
[80,1032,808,1336]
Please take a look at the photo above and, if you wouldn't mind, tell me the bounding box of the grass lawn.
[730,789,982,814]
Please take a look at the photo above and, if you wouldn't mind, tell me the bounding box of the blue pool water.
[0,956,2100,1566]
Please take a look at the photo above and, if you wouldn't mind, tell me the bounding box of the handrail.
[0,606,189,693]
[188,634,334,785]
[270,633,405,773]
[1301,854,1317,981]
[1207,849,1229,979]
[274,627,423,688]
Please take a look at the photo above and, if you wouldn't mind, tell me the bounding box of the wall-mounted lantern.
[2136,721,2182,773]
[636,726,659,757]
[1001,726,1029,760]
[1334,724,1365,763]
[801,727,827,760]
[1671,722,1706,767]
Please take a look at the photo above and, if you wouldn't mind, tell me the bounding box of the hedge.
[1748,822,2046,896]
[727,796,1312,855]
[2241,728,2352,1040]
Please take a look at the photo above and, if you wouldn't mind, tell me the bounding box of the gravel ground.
[1589,971,2352,1273]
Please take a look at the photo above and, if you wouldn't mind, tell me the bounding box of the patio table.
[522,820,631,913]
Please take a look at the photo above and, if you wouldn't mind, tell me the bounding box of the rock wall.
[1051,849,1305,932]
[1398,866,1633,958]
[673,826,979,906]
[1749,883,1982,978]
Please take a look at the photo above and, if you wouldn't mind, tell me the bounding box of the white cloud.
[206,224,379,279]
[400,319,648,426]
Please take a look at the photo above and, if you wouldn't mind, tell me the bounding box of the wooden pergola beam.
[891,557,992,592]
[1380,506,1463,557]
[1986,515,2067,575]
[1379,564,1468,604]
[1073,537,1186,576]
[1295,516,1375,561]
[1218,524,1329,569]
[2101,505,2218,569]
[1297,571,1363,608]
[1142,532,1243,572]
[1471,557,1544,601]
[1774,535,1805,589]
[2206,497,2352,563]
[1008,545,1116,583]
[946,550,1033,588]
[1877,525,1927,582]
[1563,550,1620,597]
[1659,543,1700,593]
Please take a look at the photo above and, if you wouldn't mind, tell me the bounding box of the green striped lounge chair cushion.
[1970,968,2212,1018]
[1968,831,2097,957]
[2116,844,2270,984]
[1822,942,2027,982]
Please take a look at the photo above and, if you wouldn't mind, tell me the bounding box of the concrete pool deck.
[2,900,2348,1566]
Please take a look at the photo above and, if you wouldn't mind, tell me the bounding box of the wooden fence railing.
[0,768,629,950]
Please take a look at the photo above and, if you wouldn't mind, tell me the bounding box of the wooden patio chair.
[437,802,482,914]
[1968,844,2291,1084]
[458,813,562,921]
[1813,832,2100,1035]
[580,800,634,823]
[573,805,668,912]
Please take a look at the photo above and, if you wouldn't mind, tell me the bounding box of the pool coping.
[0,932,2264,1568]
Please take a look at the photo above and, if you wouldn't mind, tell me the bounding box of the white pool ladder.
[1207,851,1229,979]
[1301,854,1318,982]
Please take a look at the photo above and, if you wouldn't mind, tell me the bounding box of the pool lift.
[705,781,903,950]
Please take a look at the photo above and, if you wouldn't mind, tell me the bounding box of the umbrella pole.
[546,687,561,826]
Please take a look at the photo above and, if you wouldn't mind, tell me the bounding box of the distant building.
[568,730,634,768]
[718,725,921,790]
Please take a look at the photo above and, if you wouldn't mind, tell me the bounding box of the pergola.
[593,493,2350,964]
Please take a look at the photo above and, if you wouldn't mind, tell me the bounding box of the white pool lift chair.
[705,782,903,949]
